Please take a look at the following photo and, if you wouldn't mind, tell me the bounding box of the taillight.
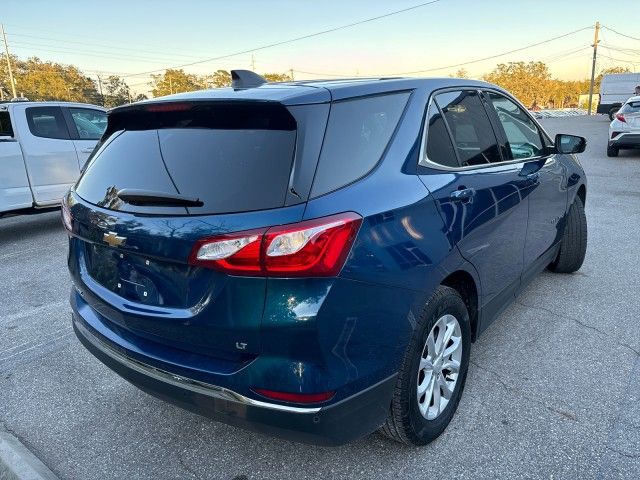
[61,197,73,232]
[188,212,362,277]
[616,113,626,123]
[144,102,192,112]
[611,131,622,139]
[252,388,335,404]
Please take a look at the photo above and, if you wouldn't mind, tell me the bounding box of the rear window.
[69,108,107,140]
[0,111,12,136]
[75,102,297,215]
[620,101,640,113]
[310,92,410,197]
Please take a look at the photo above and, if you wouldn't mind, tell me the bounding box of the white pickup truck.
[1,101,106,216]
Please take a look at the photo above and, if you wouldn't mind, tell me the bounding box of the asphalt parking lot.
[1,115,639,480]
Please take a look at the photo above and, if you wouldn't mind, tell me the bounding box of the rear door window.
[68,108,107,140]
[75,102,298,215]
[311,92,410,197]
[486,92,544,160]
[435,90,501,166]
[26,106,70,139]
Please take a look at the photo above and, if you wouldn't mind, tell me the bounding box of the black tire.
[379,285,471,446]
[548,196,587,273]
[607,145,619,157]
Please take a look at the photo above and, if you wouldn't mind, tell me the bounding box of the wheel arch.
[440,269,479,342]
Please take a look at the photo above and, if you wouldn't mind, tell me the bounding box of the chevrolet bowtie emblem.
[103,231,126,248]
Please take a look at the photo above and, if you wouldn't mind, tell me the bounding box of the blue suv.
[64,71,587,446]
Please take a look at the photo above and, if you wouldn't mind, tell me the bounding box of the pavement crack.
[516,301,640,357]
[470,360,578,422]
[178,451,204,480]
[605,445,640,459]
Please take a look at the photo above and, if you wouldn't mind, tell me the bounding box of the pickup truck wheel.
[549,196,587,273]
[607,145,619,157]
[608,107,619,121]
[379,286,470,446]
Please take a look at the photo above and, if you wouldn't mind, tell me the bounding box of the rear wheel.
[607,145,619,157]
[549,196,587,273]
[379,286,470,446]
[608,107,619,121]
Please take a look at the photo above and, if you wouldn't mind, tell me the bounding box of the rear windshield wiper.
[117,189,204,207]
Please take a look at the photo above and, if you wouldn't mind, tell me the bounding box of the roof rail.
[231,70,267,90]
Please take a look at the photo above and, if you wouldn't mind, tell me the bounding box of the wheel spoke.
[431,380,441,416]
[438,375,454,399]
[442,359,460,373]
[417,371,432,396]
[442,336,461,358]
[419,357,432,371]
[441,323,455,353]
[433,318,446,355]
[426,331,437,359]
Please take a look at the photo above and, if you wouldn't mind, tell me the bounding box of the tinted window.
[76,103,297,215]
[26,107,69,139]
[0,111,13,136]
[487,92,544,160]
[422,100,458,168]
[69,108,107,140]
[435,91,501,166]
[311,92,410,197]
[620,101,640,113]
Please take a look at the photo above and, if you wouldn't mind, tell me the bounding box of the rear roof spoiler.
[231,70,267,90]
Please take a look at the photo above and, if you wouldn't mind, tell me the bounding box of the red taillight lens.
[252,388,335,404]
[188,228,266,275]
[611,131,622,139]
[188,212,362,277]
[616,113,626,123]
[263,212,362,277]
[61,197,73,232]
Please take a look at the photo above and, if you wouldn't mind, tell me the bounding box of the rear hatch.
[69,98,328,361]
[619,100,640,130]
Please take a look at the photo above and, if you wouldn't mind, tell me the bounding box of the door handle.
[525,172,540,185]
[450,188,475,203]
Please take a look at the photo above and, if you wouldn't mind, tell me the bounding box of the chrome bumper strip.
[74,318,321,414]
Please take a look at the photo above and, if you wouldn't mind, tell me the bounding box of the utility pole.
[587,21,600,115]
[1,24,17,99]
[251,54,255,71]
[289,68,294,81]
[96,74,104,105]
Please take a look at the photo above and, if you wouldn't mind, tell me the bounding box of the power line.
[379,26,592,75]
[295,27,592,78]
[121,0,443,77]
[602,25,640,42]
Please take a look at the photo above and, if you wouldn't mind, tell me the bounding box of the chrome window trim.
[418,87,553,172]
[73,315,321,414]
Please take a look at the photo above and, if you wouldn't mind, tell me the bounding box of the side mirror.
[555,134,586,154]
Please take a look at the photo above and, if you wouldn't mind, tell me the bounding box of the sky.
[3,0,639,95]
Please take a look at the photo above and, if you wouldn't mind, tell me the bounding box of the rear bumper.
[609,133,640,148]
[72,311,396,445]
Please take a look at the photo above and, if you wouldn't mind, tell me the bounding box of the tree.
[150,69,202,97]
[483,61,551,108]
[0,55,100,102]
[262,72,293,82]
[103,75,131,107]
[453,68,468,79]
[203,70,232,88]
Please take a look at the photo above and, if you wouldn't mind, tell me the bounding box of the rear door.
[483,90,567,279]
[64,107,107,169]
[418,89,530,323]
[0,108,32,212]
[20,106,80,205]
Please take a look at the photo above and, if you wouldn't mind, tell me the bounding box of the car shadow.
[0,210,63,244]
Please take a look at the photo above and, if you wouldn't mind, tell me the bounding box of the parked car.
[607,95,640,157]
[0,101,106,216]
[65,71,587,446]
[598,72,640,120]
